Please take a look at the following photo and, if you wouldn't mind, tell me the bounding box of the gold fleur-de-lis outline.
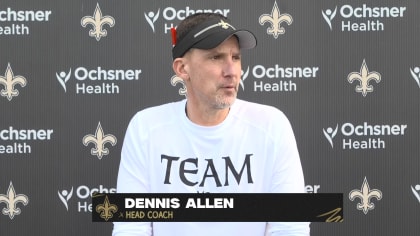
[81,3,115,41]
[349,177,382,214]
[0,63,27,101]
[96,195,118,221]
[0,182,29,219]
[82,122,117,159]
[347,59,381,97]
[259,1,293,39]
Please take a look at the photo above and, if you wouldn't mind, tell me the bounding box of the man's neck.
[185,102,230,126]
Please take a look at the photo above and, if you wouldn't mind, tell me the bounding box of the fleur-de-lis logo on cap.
[218,20,231,29]
[347,59,381,97]
[0,63,27,101]
[0,182,29,219]
[259,1,293,39]
[349,177,382,214]
[81,3,115,41]
[96,195,118,221]
[82,122,117,159]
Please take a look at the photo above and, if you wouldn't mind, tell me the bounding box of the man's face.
[182,36,242,110]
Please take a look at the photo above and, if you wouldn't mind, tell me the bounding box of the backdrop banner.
[1,1,419,235]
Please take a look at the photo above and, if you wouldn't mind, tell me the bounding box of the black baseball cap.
[172,18,257,60]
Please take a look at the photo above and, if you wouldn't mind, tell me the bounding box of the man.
[112,13,309,236]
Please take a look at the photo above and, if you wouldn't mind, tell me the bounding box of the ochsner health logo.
[323,122,408,150]
[0,126,54,155]
[58,185,115,213]
[0,7,52,36]
[244,64,319,92]
[322,4,406,32]
[144,6,231,34]
[56,66,142,95]
[409,67,420,88]
[58,187,73,211]
[411,184,420,203]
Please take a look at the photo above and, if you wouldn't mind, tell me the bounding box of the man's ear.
[172,58,189,81]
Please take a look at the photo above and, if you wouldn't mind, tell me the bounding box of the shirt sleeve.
[266,111,310,236]
[112,113,152,236]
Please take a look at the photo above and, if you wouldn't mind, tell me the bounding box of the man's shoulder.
[234,99,285,118]
[131,100,184,124]
[232,99,293,131]
[233,100,295,139]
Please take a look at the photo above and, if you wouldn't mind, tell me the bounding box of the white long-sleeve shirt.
[113,99,310,236]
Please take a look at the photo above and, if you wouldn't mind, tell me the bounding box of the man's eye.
[233,55,241,61]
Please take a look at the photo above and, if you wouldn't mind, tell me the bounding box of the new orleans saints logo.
[259,1,293,39]
[81,3,115,41]
[0,63,27,101]
[0,182,29,219]
[95,195,118,221]
[217,20,231,29]
[349,177,382,214]
[82,122,117,159]
[347,59,381,97]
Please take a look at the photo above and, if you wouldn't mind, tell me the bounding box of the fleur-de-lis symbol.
[81,3,115,41]
[0,182,29,219]
[96,195,118,221]
[218,20,230,29]
[82,122,117,159]
[0,63,27,101]
[259,1,293,39]
[349,177,382,214]
[347,59,381,97]
[170,75,187,97]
